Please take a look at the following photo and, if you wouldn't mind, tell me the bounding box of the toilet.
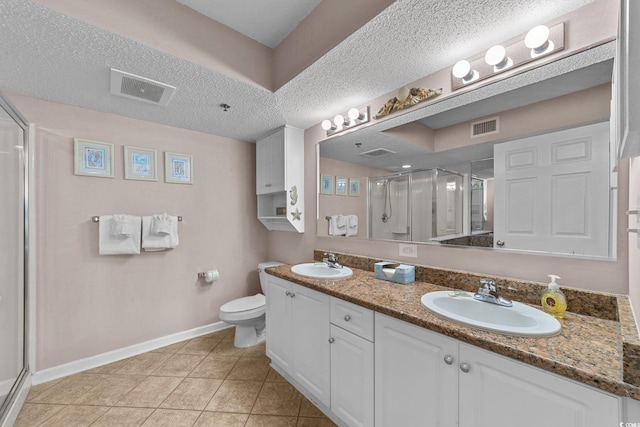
[219,261,283,348]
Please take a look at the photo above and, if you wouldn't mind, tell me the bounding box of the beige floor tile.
[116,352,173,375]
[28,374,103,404]
[239,342,267,358]
[205,380,263,413]
[209,340,247,358]
[296,417,338,427]
[251,382,302,417]
[193,411,249,426]
[189,355,238,379]
[140,408,201,427]
[298,398,325,418]
[202,328,233,340]
[227,357,270,381]
[264,368,287,383]
[178,337,221,355]
[13,403,64,427]
[245,414,297,427]
[151,341,189,354]
[91,407,154,427]
[38,404,108,427]
[85,357,131,374]
[25,379,63,402]
[115,376,183,408]
[160,378,223,410]
[73,374,146,406]
[152,353,206,377]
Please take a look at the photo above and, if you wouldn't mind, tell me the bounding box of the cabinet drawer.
[330,297,374,341]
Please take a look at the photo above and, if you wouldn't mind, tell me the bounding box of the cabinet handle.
[444,355,454,365]
[265,183,272,187]
[459,363,471,373]
[328,337,335,344]
[344,315,351,322]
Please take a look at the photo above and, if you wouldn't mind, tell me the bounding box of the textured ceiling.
[176,0,321,48]
[0,0,596,142]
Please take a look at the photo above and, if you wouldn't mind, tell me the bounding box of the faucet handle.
[324,252,337,262]
[479,278,496,291]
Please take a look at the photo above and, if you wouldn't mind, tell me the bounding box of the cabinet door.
[256,129,285,195]
[458,343,619,427]
[330,325,374,427]
[375,313,458,427]
[291,283,331,407]
[264,275,292,372]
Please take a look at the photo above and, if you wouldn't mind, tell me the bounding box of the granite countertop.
[266,263,640,401]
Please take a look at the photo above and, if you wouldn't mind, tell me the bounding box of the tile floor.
[14,328,338,427]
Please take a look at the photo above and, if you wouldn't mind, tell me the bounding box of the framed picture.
[124,146,157,181]
[349,178,360,196]
[73,138,114,178]
[320,174,334,195]
[336,177,347,196]
[165,152,193,184]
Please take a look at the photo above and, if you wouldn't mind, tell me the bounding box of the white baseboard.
[32,321,231,385]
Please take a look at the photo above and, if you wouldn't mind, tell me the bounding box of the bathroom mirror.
[317,55,617,258]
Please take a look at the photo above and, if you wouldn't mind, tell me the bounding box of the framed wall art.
[349,178,360,196]
[124,146,157,181]
[336,177,347,196]
[73,138,114,178]
[320,174,334,195]
[165,152,193,184]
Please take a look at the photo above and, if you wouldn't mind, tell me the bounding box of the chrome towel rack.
[92,215,183,222]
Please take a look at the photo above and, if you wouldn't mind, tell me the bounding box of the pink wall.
[629,158,640,323]
[9,93,269,370]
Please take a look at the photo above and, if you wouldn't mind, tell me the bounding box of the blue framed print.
[165,152,193,184]
[124,146,157,181]
[74,138,114,178]
[320,174,334,195]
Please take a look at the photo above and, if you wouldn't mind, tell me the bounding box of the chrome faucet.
[474,278,513,307]
[323,252,343,269]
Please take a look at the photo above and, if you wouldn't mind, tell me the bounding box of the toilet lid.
[220,294,265,312]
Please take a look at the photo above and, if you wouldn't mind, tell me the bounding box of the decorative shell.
[374,87,443,119]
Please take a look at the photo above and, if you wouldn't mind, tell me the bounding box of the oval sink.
[291,263,353,280]
[421,291,561,337]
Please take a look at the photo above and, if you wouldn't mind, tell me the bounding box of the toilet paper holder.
[198,269,220,282]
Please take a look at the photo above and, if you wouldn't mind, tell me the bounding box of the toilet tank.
[258,261,284,293]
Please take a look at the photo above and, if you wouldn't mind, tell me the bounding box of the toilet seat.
[219,294,265,322]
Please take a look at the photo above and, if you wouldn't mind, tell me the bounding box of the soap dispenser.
[541,275,567,319]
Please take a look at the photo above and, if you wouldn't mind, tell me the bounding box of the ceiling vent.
[110,68,176,106]
[471,117,499,138]
[359,148,396,158]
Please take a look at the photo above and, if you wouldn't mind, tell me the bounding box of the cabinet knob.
[328,337,335,344]
[285,291,290,297]
[496,240,505,247]
[459,363,471,373]
[444,355,454,365]
[344,315,351,322]
[289,292,295,298]
[265,183,272,187]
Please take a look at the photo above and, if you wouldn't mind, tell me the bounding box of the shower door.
[368,175,410,241]
[0,93,29,424]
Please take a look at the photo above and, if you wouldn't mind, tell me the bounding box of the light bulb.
[333,114,345,127]
[525,25,553,56]
[452,60,471,79]
[348,108,361,121]
[485,45,512,71]
[321,119,333,131]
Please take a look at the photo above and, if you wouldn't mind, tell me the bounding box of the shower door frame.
[0,92,32,427]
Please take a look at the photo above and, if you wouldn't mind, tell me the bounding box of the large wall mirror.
[318,49,617,259]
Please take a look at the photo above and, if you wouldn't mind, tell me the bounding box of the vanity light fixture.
[525,25,553,57]
[451,22,564,91]
[322,106,370,137]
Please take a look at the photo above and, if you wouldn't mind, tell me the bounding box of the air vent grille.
[359,148,396,158]
[110,68,176,106]
[471,117,499,138]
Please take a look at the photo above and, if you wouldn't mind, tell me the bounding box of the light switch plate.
[399,243,418,258]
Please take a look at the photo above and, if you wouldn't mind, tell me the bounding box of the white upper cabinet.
[256,125,304,232]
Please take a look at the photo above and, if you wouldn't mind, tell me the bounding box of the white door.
[264,275,292,371]
[494,121,610,256]
[458,343,619,427]
[291,284,331,407]
[374,313,458,427]
[330,325,374,427]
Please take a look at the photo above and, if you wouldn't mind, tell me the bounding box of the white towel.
[142,214,179,251]
[99,215,141,255]
[329,214,347,236]
[346,215,358,237]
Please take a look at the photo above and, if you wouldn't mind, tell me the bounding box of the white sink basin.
[421,291,561,337]
[291,263,353,280]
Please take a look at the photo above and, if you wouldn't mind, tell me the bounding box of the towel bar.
[628,210,639,215]
[628,228,639,233]
[325,216,331,220]
[92,215,183,222]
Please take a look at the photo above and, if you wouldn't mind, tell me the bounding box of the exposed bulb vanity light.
[452,60,479,83]
[321,106,370,136]
[333,114,345,127]
[485,45,513,72]
[525,25,553,57]
[321,119,336,131]
[348,107,365,121]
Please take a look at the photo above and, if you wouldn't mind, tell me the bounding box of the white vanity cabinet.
[256,125,304,232]
[329,298,374,427]
[375,312,620,427]
[264,274,330,407]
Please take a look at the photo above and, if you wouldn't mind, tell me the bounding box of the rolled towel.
[152,214,172,235]
[110,214,134,236]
